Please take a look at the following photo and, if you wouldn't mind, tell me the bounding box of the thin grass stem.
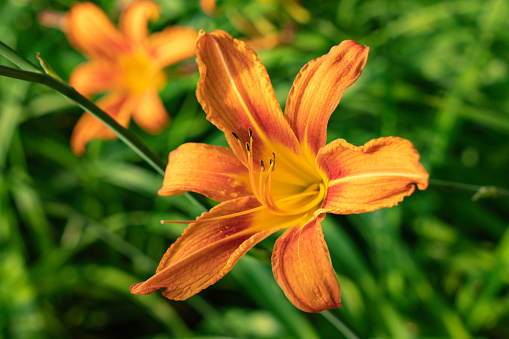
[321,310,360,339]
[0,40,41,72]
[429,179,509,200]
[0,64,167,175]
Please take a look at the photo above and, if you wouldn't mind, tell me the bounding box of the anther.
[248,128,253,141]
[271,152,276,171]
[246,142,250,153]
[232,132,241,141]
[261,160,265,171]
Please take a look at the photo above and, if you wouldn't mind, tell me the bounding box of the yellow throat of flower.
[118,53,166,94]
[235,129,327,217]
[162,130,327,227]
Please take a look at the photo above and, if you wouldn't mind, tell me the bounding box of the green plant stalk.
[0,41,40,72]
[0,64,167,176]
[321,310,360,339]
[0,41,168,175]
[429,179,509,201]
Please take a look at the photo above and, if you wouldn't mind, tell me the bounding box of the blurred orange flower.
[131,30,429,312]
[65,1,197,155]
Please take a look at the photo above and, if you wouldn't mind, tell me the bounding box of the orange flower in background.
[131,30,429,312]
[65,1,198,155]
[199,0,216,15]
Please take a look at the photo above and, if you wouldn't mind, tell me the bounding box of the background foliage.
[1,0,509,338]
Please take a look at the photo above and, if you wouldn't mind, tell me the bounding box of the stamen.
[259,164,265,204]
[231,132,244,149]
[246,138,263,201]
[263,158,288,214]
[231,131,249,164]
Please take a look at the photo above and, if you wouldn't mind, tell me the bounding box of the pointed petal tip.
[196,29,215,46]
[130,281,154,295]
[313,301,343,313]
[285,38,370,154]
[338,39,370,71]
[295,296,343,313]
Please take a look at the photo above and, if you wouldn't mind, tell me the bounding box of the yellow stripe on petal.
[316,137,429,214]
[196,30,300,164]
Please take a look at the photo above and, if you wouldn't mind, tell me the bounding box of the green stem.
[0,41,206,211]
[0,41,41,72]
[321,310,360,339]
[0,64,167,176]
[429,179,509,201]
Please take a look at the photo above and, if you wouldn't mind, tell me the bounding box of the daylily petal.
[131,197,288,300]
[120,0,159,47]
[272,214,342,313]
[131,90,169,134]
[158,143,252,202]
[196,30,300,163]
[316,137,429,214]
[148,27,198,67]
[285,40,369,155]
[70,93,134,155]
[65,2,127,59]
[200,0,217,15]
[69,62,116,97]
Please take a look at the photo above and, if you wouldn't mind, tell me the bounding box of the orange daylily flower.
[65,1,198,155]
[131,30,429,312]
[200,0,217,15]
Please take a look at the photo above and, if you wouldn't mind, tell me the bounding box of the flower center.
[161,129,327,226]
[118,53,166,94]
[234,128,326,216]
